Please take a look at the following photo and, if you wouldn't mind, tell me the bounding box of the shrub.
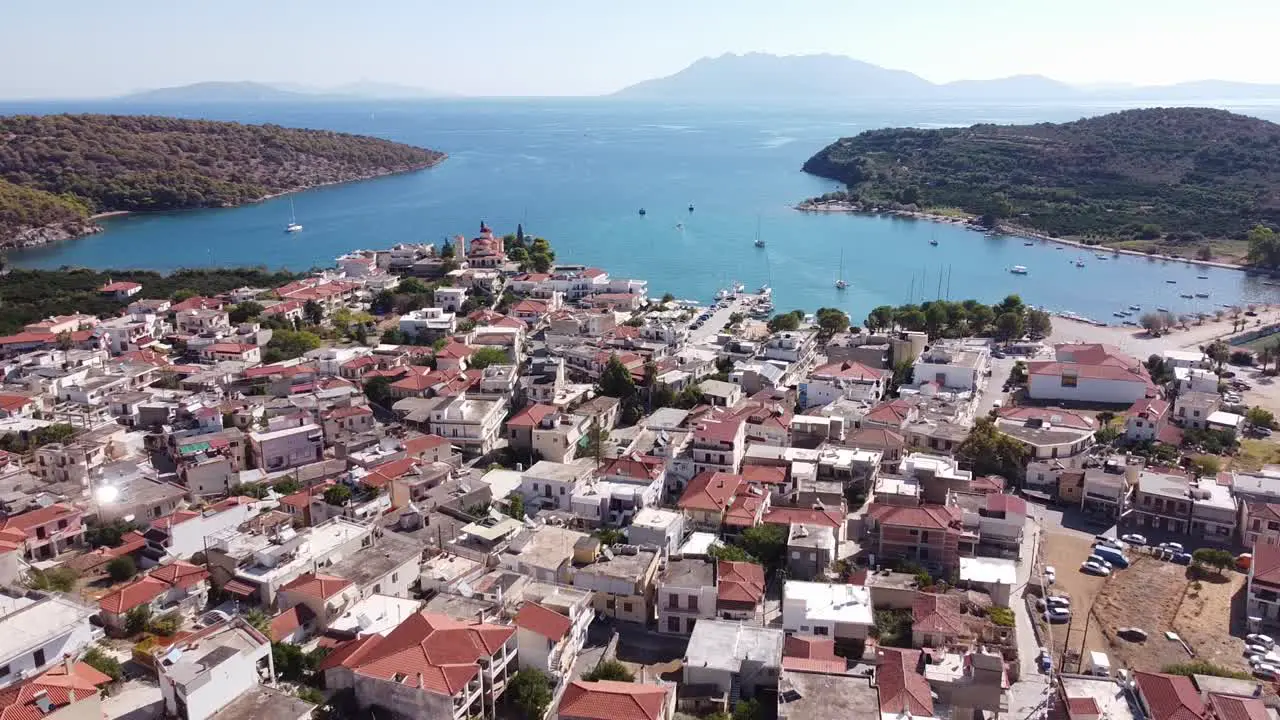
[27,566,78,593]
[82,646,122,682]
[149,613,181,636]
[323,484,353,506]
[509,669,553,720]
[582,659,634,682]
[988,607,1016,627]
[106,556,137,583]
[125,606,152,636]
[1162,660,1249,680]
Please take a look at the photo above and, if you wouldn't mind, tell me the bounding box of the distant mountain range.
[612,53,1280,102]
[117,80,458,104]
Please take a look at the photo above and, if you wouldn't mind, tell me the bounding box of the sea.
[5,97,1280,324]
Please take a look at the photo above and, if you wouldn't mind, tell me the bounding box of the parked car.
[1044,566,1056,584]
[1037,648,1052,672]
[1081,560,1112,576]
[1046,596,1071,609]
[1087,554,1114,569]
[1121,534,1148,546]
[1044,607,1072,622]
[1159,542,1184,553]
[1094,537,1124,551]
[1254,664,1277,680]
[1247,633,1274,648]
[1247,643,1271,657]
[1117,627,1148,642]
[1172,553,1193,566]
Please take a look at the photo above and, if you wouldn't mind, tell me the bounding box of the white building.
[428,393,506,456]
[434,286,468,314]
[156,618,275,720]
[1027,344,1152,405]
[399,307,457,339]
[145,497,267,562]
[249,420,324,471]
[627,507,685,554]
[521,461,592,512]
[781,580,873,641]
[0,592,100,689]
[913,342,989,391]
[513,584,594,677]
[656,557,717,635]
[800,361,888,408]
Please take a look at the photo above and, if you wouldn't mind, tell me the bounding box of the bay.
[5,97,1280,323]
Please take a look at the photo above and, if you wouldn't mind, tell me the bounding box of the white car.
[1045,596,1071,609]
[1246,643,1271,657]
[1121,534,1148,546]
[1044,607,1072,622]
[1254,663,1278,680]
[1095,537,1123,551]
[1248,633,1275,648]
[1087,554,1114,569]
[1160,542,1185,553]
[1044,566,1056,584]
[1081,560,1112,576]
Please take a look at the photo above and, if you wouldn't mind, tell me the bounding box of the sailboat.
[285,197,303,233]
[753,216,765,248]
[835,249,849,289]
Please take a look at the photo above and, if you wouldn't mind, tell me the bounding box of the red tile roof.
[1133,671,1206,720]
[845,426,907,449]
[762,506,844,529]
[507,403,558,428]
[1028,360,1150,384]
[282,573,353,600]
[0,662,110,720]
[403,433,451,456]
[813,360,886,381]
[678,472,743,512]
[1206,693,1269,720]
[348,612,514,696]
[1068,698,1101,717]
[741,465,787,486]
[865,399,913,426]
[867,502,962,531]
[0,394,34,412]
[98,575,170,615]
[319,634,384,672]
[514,602,572,642]
[782,635,845,674]
[912,593,967,635]
[326,405,373,420]
[876,648,933,716]
[365,458,422,489]
[997,405,1095,430]
[693,417,744,445]
[603,453,665,481]
[269,603,316,642]
[149,561,209,590]
[151,510,200,531]
[986,493,1028,516]
[1128,396,1170,420]
[717,561,765,606]
[557,680,670,720]
[434,341,476,360]
[0,504,79,538]
[1252,541,1280,588]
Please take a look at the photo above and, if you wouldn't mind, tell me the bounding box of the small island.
[799,107,1280,263]
[0,113,446,248]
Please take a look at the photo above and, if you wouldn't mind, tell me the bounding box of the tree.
[1025,309,1052,339]
[1247,224,1280,267]
[324,484,353,506]
[228,301,264,323]
[993,311,1024,341]
[895,308,926,332]
[244,608,271,635]
[363,376,392,408]
[767,312,801,332]
[509,669,553,720]
[440,239,455,258]
[1191,548,1235,577]
[26,567,77,593]
[1202,340,1229,372]
[815,307,850,336]
[302,300,325,326]
[463,346,507,370]
[967,304,995,335]
[660,292,675,304]
[506,492,525,520]
[957,418,1028,482]
[1189,454,1222,478]
[865,305,896,333]
[263,329,321,362]
[924,303,949,337]
[82,646,122,682]
[739,524,787,569]
[674,383,705,410]
[125,606,152,636]
[171,288,196,302]
[728,311,745,326]
[274,478,301,495]
[84,518,136,548]
[583,660,634,682]
[708,543,755,563]
[272,641,317,682]
[594,528,626,546]
[733,699,764,720]
[107,556,137,583]
[597,355,637,400]
[1248,407,1276,429]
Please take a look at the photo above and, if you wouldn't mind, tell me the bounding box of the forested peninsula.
[800,108,1280,262]
[0,114,445,248]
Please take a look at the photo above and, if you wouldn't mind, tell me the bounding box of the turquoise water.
[5,98,1280,323]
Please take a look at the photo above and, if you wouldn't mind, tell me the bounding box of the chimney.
[418,672,425,689]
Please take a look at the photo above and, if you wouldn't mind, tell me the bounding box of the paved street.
[1007,506,1052,720]
[690,295,753,343]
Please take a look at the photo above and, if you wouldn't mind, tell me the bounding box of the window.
[392,573,399,583]
[559,487,565,495]
[813,626,829,636]
[791,551,801,559]
[668,615,681,632]
[1061,374,1078,388]
[33,649,44,667]
[57,519,67,530]
[908,529,918,536]
[0,665,8,678]
[688,595,698,611]
[668,595,680,610]
[920,531,930,543]
[532,483,539,491]
[623,602,633,613]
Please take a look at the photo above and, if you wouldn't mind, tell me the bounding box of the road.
[689,295,755,343]
[1007,505,1053,720]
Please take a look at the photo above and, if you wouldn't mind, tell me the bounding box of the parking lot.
[1037,530,1109,670]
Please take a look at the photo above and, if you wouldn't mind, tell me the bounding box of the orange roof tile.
[348,612,514,696]
[514,602,572,642]
[281,573,353,600]
[557,680,670,720]
[98,576,170,615]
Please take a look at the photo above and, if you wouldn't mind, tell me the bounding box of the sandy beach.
[1047,309,1280,358]
[796,200,1251,272]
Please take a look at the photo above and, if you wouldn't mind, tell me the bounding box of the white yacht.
[285,197,303,233]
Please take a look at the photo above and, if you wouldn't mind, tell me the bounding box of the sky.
[2,0,1277,98]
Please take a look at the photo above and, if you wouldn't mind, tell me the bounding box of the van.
[1093,545,1130,569]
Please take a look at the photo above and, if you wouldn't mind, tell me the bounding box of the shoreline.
[11,157,448,251]
[794,199,1251,273]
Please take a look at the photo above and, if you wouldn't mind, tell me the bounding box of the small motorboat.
[1128,304,1141,310]
[1010,265,1029,275]
[1113,311,1127,318]
[676,222,684,230]
[1197,275,1208,279]
[1075,260,1086,267]
[1024,241,1034,246]
[1156,306,1170,312]
[1166,280,1177,284]
[930,239,939,246]
[1195,292,1210,298]
[1180,293,1194,299]
[1096,254,1108,260]
[688,204,695,213]
[638,208,646,216]
[754,239,765,248]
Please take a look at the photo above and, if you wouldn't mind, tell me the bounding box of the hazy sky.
[2,0,1276,98]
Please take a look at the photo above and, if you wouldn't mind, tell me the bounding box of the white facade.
[781,580,873,640]
[913,345,988,391]
[157,620,274,720]
[399,307,457,338]
[151,500,266,561]
[0,593,99,689]
[1027,371,1149,405]
[521,461,591,511]
[434,287,468,314]
[429,394,506,456]
[249,422,324,471]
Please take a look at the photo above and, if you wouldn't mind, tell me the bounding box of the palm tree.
[1259,346,1273,373]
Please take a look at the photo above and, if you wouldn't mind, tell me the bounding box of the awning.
[222,579,257,596]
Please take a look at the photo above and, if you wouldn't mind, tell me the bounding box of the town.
[0,223,1276,720]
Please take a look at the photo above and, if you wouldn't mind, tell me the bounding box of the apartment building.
[156,618,275,720]
[248,420,324,472]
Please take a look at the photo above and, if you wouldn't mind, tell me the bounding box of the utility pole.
[1077,599,1095,673]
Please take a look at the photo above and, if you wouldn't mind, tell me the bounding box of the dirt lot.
[1038,530,1108,670]
[1091,554,1249,675]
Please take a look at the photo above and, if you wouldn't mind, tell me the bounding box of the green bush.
[82,646,122,682]
[1162,660,1249,680]
[988,607,1015,627]
[582,659,634,682]
[106,556,137,583]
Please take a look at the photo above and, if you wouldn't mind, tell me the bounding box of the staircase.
[728,673,742,708]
